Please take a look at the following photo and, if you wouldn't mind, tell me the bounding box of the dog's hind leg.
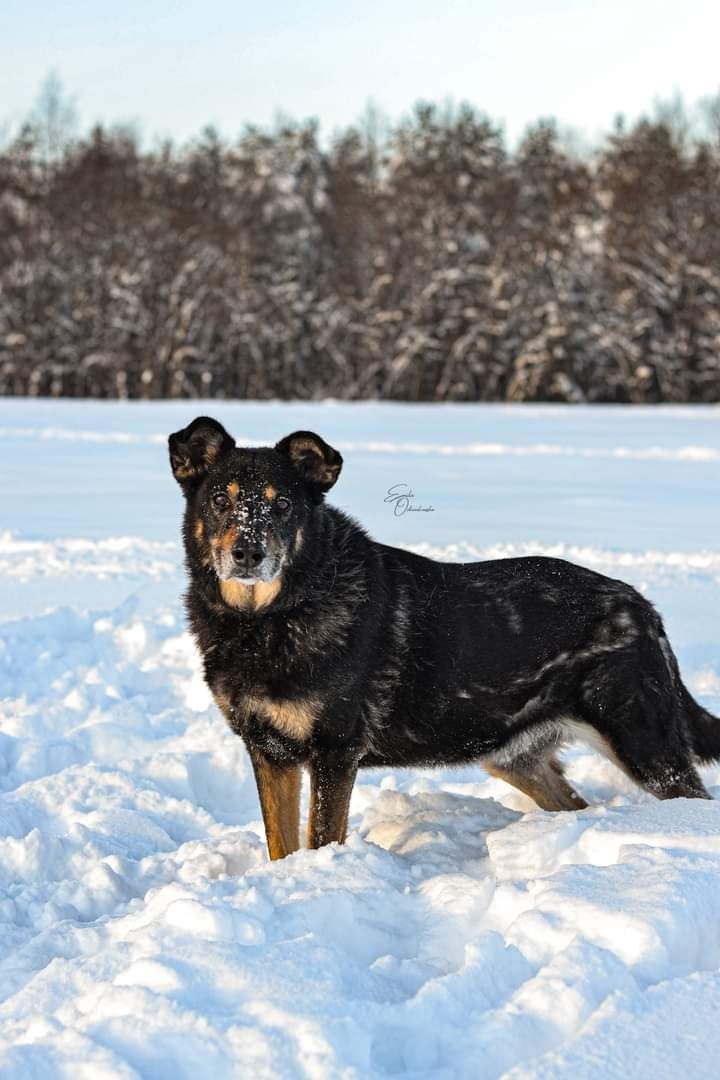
[597,729,711,801]
[307,753,359,849]
[580,673,712,801]
[249,748,302,860]
[485,755,588,811]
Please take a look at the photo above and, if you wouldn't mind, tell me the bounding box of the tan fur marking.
[194,519,204,540]
[264,485,277,501]
[212,688,233,722]
[485,759,587,812]
[219,578,253,609]
[290,437,322,457]
[216,527,239,553]
[250,751,301,860]
[219,575,283,612]
[253,577,282,610]
[485,761,556,810]
[228,481,240,499]
[173,462,198,479]
[295,528,303,551]
[244,694,319,741]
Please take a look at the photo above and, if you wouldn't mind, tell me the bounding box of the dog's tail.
[657,628,720,762]
[682,682,720,763]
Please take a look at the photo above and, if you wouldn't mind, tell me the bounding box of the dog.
[169,416,719,860]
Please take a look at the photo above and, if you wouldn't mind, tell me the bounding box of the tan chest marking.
[244,694,319,741]
[213,685,319,742]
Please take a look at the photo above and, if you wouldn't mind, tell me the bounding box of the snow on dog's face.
[169,417,342,590]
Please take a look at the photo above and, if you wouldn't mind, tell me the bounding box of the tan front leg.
[307,757,358,849]
[249,748,302,860]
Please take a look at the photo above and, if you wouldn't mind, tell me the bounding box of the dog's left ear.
[168,416,235,489]
[275,431,343,495]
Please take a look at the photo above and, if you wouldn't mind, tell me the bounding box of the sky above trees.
[2,0,720,147]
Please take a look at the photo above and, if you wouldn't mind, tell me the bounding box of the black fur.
[169,417,720,857]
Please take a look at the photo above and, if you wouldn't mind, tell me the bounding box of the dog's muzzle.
[215,542,283,584]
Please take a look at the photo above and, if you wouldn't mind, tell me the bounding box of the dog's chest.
[212,682,319,743]
[205,628,321,743]
[198,597,346,745]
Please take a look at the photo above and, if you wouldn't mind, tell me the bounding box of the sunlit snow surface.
[1,399,720,1079]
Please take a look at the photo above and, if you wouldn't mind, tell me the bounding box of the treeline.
[1,102,719,401]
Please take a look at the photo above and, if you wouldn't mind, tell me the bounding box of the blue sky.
[2,0,719,145]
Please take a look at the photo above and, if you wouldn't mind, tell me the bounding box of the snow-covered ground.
[1,399,720,1079]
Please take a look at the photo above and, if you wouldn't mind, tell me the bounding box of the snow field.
[1,401,720,1078]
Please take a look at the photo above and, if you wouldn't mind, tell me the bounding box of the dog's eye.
[212,492,230,510]
[275,496,291,513]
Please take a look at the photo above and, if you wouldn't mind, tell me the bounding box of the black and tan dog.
[169,416,720,860]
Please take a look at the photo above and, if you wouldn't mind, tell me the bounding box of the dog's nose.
[232,542,264,568]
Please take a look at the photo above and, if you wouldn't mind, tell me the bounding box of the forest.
[1,86,719,402]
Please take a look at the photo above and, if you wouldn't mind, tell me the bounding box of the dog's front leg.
[248,747,302,860]
[307,752,359,849]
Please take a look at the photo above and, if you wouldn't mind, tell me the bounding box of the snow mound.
[0,532,179,580]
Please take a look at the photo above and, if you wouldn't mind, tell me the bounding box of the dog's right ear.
[168,416,235,490]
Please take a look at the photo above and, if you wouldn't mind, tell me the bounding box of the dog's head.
[169,417,342,586]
